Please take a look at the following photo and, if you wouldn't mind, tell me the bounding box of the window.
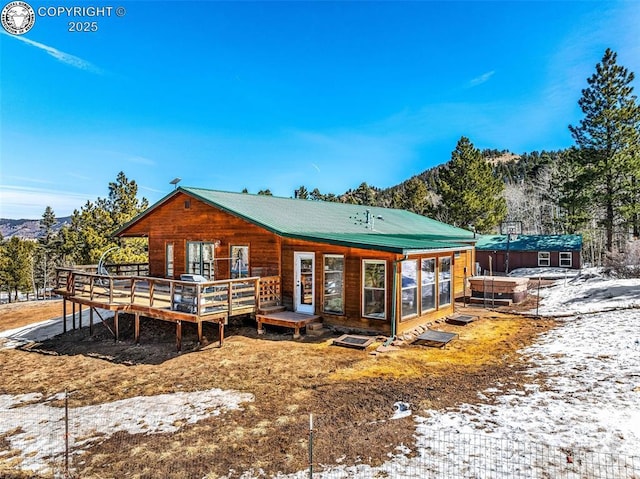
[559,252,572,268]
[323,255,344,314]
[421,258,436,312]
[439,257,451,307]
[230,245,249,278]
[401,259,418,319]
[538,251,550,267]
[187,242,216,279]
[362,260,386,319]
[166,243,174,278]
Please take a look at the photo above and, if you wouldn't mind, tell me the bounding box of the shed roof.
[116,187,475,253]
[475,234,583,252]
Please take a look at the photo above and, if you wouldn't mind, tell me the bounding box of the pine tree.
[37,206,62,298]
[391,177,431,215]
[436,136,507,233]
[295,186,309,199]
[58,172,149,265]
[547,148,593,234]
[0,237,35,302]
[569,48,640,252]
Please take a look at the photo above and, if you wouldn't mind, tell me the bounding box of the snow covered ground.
[0,389,254,474]
[1,269,639,477]
[265,269,640,478]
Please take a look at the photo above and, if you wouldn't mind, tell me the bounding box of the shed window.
[559,252,572,268]
[538,252,550,267]
[323,255,344,314]
[439,257,452,307]
[362,260,386,320]
[401,259,418,319]
[421,258,436,312]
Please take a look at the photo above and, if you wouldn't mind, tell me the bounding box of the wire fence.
[1,393,639,479]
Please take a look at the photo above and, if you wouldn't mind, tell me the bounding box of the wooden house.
[112,187,476,337]
[475,234,582,274]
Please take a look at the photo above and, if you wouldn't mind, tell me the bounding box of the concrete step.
[469,297,512,307]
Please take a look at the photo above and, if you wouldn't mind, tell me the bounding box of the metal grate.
[413,330,458,348]
[332,334,375,349]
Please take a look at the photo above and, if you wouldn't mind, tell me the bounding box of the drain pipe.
[384,255,407,347]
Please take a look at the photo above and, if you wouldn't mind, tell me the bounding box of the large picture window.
[187,242,215,279]
[401,259,418,319]
[230,245,249,278]
[323,255,344,314]
[438,257,451,307]
[421,258,436,312]
[363,260,386,319]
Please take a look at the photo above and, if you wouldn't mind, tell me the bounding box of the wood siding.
[121,192,281,279]
[120,191,473,335]
[476,250,581,273]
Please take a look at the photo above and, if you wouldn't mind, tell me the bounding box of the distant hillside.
[0,216,71,240]
[376,148,563,205]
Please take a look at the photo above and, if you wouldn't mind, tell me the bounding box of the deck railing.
[54,268,280,320]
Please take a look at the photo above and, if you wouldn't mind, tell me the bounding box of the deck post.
[114,311,119,342]
[89,307,94,336]
[197,320,203,345]
[134,313,140,344]
[78,304,82,329]
[62,299,67,334]
[72,302,76,330]
[218,320,224,347]
[176,320,182,352]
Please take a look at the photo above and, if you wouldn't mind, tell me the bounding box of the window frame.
[323,254,345,314]
[420,257,436,313]
[186,241,216,279]
[538,251,551,267]
[362,259,387,320]
[165,242,174,278]
[401,259,419,320]
[438,256,452,308]
[559,251,572,268]
[230,245,249,278]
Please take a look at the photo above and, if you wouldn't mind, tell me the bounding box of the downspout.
[384,254,408,347]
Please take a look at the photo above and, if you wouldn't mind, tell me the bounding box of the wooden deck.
[54,267,282,350]
[255,311,321,339]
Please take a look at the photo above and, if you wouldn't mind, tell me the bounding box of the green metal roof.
[475,234,583,252]
[117,187,475,253]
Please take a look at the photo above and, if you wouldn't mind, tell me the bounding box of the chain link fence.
[1,393,638,479]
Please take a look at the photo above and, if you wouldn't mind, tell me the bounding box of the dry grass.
[0,301,555,478]
[0,300,63,332]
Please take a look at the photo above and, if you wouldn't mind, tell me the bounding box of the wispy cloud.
[468,70,495,88]
[0,185,92,218]
[2,32,102,73]
[139,185,165,194]
[310,163,321,172]
[6,175,54,185]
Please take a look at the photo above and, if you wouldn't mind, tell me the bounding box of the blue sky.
[1,1,639,219]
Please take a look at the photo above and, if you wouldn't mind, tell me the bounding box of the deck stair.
[305,321,329,337]
[255,310,322,339]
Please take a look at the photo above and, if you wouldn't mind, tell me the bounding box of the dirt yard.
[0,300,555,478]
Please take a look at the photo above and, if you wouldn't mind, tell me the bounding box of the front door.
[294,252,315,314]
